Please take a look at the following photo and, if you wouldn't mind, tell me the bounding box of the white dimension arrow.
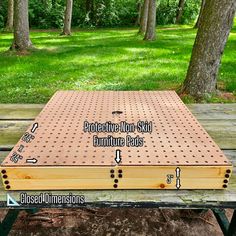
[115,149,122,164]
[31,122,39,133]
[26,158,38,164]
[176,178,181,190]
[175,167,181,178]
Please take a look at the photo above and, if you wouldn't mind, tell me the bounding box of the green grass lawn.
[0,23,235,103]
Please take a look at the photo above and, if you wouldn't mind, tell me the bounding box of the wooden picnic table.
[0,103,236,236]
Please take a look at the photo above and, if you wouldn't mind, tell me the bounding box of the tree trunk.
[175,0,185,24]
[138,0,149,34]
[11,0,33,51]
[144,0,156,41]
[5,0,14,31]
[135,0,143,26]
[194,0,205,29]
[181,0,236,99]
[61,0,73,35]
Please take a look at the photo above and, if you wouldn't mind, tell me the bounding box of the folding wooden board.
[0,91,233,190]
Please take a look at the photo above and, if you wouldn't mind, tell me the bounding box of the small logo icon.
[7,194,20,207]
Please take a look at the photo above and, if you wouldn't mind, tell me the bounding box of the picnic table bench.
[0,103,235,236]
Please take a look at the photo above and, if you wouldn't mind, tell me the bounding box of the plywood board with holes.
[0,91,233,190]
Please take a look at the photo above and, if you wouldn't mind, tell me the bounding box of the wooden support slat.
[0,104,44,120]
[1,165,232,190]
[2,166,231,179]
[6,177,228,190]
[0,121,32,149]
[188,104,236,120]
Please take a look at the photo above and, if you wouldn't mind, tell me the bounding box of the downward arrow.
[26,158,38,164]
[115,149,122,164]
[176,178,181,190]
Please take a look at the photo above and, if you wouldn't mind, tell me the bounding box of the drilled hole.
[112,111,123,115]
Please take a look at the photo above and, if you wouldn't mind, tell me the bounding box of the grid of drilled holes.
[2,91,231,166]
[109,91,230,166]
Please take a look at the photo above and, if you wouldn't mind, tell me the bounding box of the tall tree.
[144,0,156,41]
[61,0,73,35]
[175,0,185,24]
[5,0,14,31]
[135,0,143,26]
[194,0,205,29]
[11,0,33,51]
[138,0,149,34]
[181,0,236,99]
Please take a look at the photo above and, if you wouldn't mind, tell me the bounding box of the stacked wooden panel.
[0,91,232,190]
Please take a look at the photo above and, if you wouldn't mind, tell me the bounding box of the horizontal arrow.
[115,149,122,164]
[26,158,38,164]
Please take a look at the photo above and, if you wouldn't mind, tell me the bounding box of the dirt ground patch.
[0,208,233,236]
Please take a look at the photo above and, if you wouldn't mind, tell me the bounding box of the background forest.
[0,0,200,29]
